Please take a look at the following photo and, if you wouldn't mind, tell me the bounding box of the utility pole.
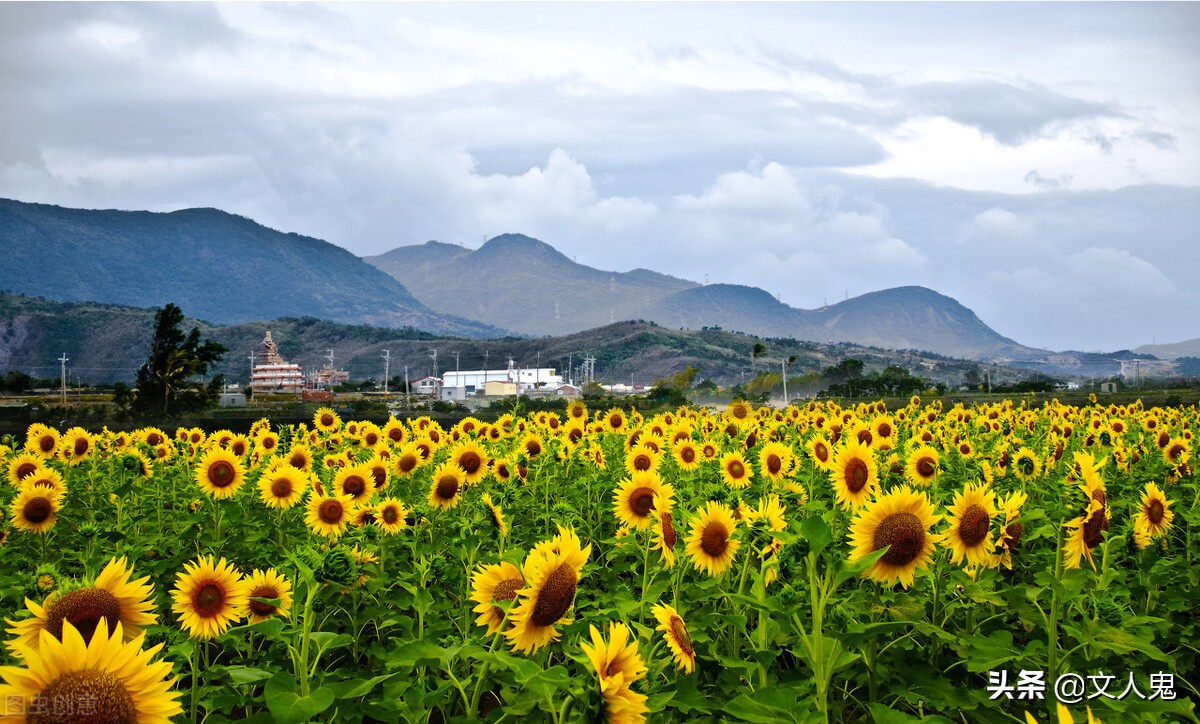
[536,351,540,390]
[382,350,391,394]
[404,365,411,409]
[568,352,573,386]
[429,349,438,396]
[781,358,788,406]
[1136,360,1141,390]
[248,351,256,390]
[58,353,68,405]
[483,349,490,386]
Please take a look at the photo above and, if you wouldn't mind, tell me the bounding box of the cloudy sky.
[2,2,1198,352]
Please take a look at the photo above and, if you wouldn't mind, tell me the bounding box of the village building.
[440,359,563,400]
[249,331,305,393]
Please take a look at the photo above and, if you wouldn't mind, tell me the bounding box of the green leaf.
[835,547,889,587]
[263,673,335,724]
[800,516,832,555]
[868,702,955,723]
[328,673,396,700]
[226,666,275,685]
[667,674,712,715]
[724,686,803,722]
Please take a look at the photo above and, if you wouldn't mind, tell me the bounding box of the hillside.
[368,235,1041,360]
[365,234,698,335]
[0,199,502,338]
[0,292,988,388]
[1134,338,1200,360]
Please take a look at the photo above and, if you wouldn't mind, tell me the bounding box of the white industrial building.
[440,359,563,400]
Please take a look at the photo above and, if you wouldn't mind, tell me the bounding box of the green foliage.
[132,303,226,416]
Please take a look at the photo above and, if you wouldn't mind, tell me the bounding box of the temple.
[249,331,305,393]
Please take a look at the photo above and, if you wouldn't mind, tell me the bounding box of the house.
[412,376,440,396]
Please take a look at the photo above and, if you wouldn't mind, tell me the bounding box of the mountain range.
[0,198,1186,369]
[0,198,500,338]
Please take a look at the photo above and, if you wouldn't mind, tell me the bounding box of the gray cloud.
[1024,170,1074,190]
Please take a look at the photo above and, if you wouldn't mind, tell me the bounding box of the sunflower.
[903,445,940,487]
[1064,493,1109,571]
[506,526,591,654]
[171,556,249,640]
[18,467,66,499]
[612,471,672,531]
[624,444,662,476]
[428,461,466,510]
[313,407,341,433]
[5,557,157,655]
[194,447,246,500]
[942,482,999,567]
[807,434,835,471]
[257,464,309,509]
[0,619,181,723]
[10,487,60,534]
[748,493,788,533]
[848,486,942,589]
[1011,447,1041,482]
[58,427,94,465]
[482,492,509,537]
[382,418,408,446]
[604,408,628,433]
[758,441,792,483]
[375,498,409,535]
[245,569,293,624]
[992,490,1028,569]
[671,439,701,472]
[6,453,43,488]
[393,444,423,478]
[720,450,753,489]
[24,423,61,459]
[470,561,525,634]
[305,493,356,539]
[685,501,740,577]
[520,432,545,459]
[1134,482,1173,541]
[650,509,679,568]
[450,440,489,485]
[581,621,649,724]
[334,463,374,505]
[1162,436,1190,467]
[651,603,696,673]
[830,439,879,510]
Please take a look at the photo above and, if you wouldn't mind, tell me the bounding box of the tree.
[751,342,767,372]
[133,304,226,416]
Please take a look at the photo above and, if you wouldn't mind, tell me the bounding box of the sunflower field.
[0,398,1197,723]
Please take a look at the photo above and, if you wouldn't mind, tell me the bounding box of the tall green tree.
[133,304,226,416]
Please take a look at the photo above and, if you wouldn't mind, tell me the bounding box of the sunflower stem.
[189,640,200,722]
[1047,518,1065,682]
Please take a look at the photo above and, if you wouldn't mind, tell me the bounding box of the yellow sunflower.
[848,486,943,589]
[830,439,879,510]
[1064,496,1109,571]
[284,443,314,472]
[5,556,157,656]
[428,461,466,510]
[624,444,662,476]
[245,568,293,624]
[942,482,999,567]
[194,447,246,500]
[903,445,940,487]
[506,526,591,654]
[393,444,423,478]
[305,493,356,539]
[470,561,525,634]
[720,450,753,489]
[520,432,545,459]
[1011,447,1042,481]
[581,621,649,724]
[449,440,489,485]
[0,619,181,723]
[671,439,701,471]
[612,471,672,531]
[1134,482,1173,541]
[651,603,696,673]
[171,556,249,640]
[604,408,628,433]
[807,434,835,471]
[482,492,509,537]
[382,418,408,446]
[313,407,341,433]
[18,467,66,498]
[758,441,793,483]
[1162,436,1190,467]
[685,501,740,577]
[24,423,60,459]
[9,487,60,534]
[333,463,374,505]
[6,453,43,488]
[992,490,1028,569]
[58,427,94,465]
[374,498,410,535]
[258,464,309,509]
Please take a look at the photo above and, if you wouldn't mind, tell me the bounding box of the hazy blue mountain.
[0,199,503,338]
[1134,338,1200,360]
[369,236,1043,360]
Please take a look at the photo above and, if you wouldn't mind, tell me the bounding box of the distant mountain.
[368,236,1042,360]
[0,292,989,388]
[366,234,698,335]
[1134,338,1200,360]
[0,199,502,338]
